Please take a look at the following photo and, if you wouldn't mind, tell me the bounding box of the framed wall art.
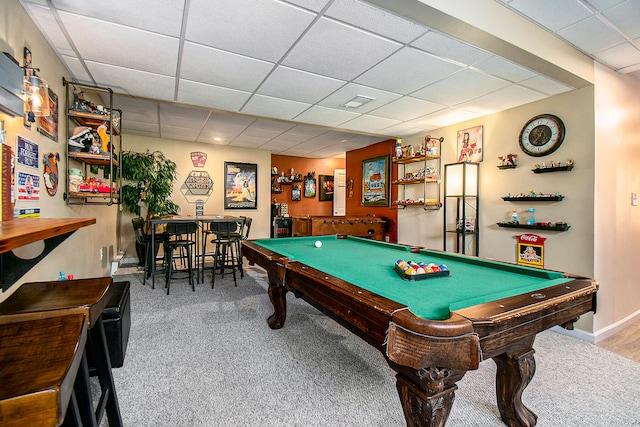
[224,162,257,209]
[318,174,334,201]
[362,155,388,206]
[38,87,58,141]
[291,184,301,201]
[304,177,316,197]
[457,125,483,163]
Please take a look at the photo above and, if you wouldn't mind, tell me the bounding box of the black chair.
[236,217,252,278]
[163,221,198,295]
[132,217,168,285]
[209,219,244,288]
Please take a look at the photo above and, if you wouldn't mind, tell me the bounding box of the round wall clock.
[518,114,565,157]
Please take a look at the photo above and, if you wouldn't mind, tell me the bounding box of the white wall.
[593,63,640,338]
[119,135,272,262]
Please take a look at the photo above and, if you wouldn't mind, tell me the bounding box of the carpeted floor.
[106,263,640,426]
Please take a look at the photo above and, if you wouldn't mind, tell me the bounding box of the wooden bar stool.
[0,313,87,427]
[0,277,123,427]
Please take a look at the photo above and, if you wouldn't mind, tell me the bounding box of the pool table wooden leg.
[395,368,459,427]
[493,340,538,427]
[267,282,287,329]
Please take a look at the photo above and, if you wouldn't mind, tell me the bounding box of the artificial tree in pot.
[121,150,180,263]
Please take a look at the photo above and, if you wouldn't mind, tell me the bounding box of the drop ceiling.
[17,0,640,158]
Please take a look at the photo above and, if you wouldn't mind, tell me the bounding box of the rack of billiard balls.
[394,259,450,281]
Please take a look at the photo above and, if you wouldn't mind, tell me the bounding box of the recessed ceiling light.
[344,95,375,108]
[213,137,222,142]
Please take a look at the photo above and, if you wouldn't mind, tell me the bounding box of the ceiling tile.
[586,0,627,10]
[85,62,176,101]
[282,17,402,81]
[159,103,210,128]
[338,114,400,134]
[180,42,274,92]
[518,75,574,95]
[412,68,511,106]
[257,66,345,104]
[355,47,463,94]
[184,0,316,62]
[317,83,402,112]
[411,108,485,128]
[241,94,311,121]
[161,127,200,141]
[325,0,426,43]
[177,80,251,112]
[23,3,75,57]
[59,11,179,76]
[557,15,625,53]
[508,0,592,32]
[61,56,92,83]
[473,55,538,83]
[367,97,445,121]
[293,105,361,127]
[457,85,546,115]
[51,0,185,37]
[411,31,492,66]
[377,122,433,137]
[122,121,160,133]
[125,129,161,139]
[282,0,331,13]
[593,42,640,70]
[602,0,640,38]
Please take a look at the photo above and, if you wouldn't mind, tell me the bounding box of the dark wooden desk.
[0,217,96,291]
[0,313,87,427]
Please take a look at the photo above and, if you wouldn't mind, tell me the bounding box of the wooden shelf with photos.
[391,136,443,210]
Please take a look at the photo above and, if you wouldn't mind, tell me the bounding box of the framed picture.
[362,155,388,206]
[38,88,58,142]
[457,125,483,162]
[318,174,334,201]
[304,177,316,197]
[224,162,257,209]
[291,184,301,201]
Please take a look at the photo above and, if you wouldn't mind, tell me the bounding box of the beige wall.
[1,1,119,303]
[119,135,272,262]
[399,87,597,333]
[593,63,640,337]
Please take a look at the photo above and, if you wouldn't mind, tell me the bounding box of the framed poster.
[457,125,483,162]
[318,174,334,201]
[38,88,58,141]
[362,155,388,206]
[291,184,301,201]
[224,162,257,209]
[304,177,316,197]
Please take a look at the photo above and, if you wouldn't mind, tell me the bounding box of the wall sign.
[517,233,546,268]
[17,136,39,169]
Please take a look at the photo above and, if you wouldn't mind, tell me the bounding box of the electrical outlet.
[100,247,104,260]
[632,193,638,207]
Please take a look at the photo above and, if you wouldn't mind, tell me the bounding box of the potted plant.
[121,150,180,264]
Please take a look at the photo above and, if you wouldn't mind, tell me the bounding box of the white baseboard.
[551,325,595,343]
[592,309,640,344]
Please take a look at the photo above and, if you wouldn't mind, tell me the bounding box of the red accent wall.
[271,155,345,217]
[345,140,398,243]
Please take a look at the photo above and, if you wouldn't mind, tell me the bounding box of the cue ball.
[315,240,322,248]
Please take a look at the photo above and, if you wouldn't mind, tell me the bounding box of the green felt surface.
[253,235,571,320]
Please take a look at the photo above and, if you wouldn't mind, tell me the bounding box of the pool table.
[242,235,598,427]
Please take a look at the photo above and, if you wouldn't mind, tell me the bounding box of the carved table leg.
[494,349,537,427]
[267,283,287,329]
[395,368,458,427]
